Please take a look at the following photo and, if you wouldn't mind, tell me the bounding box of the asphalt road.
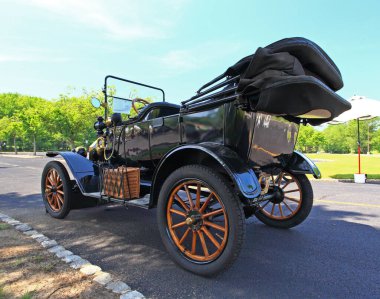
[1,154,379,298]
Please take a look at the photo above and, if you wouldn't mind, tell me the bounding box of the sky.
[1,0,379,104]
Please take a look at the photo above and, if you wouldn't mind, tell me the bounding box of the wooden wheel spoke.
[281,179,293,190]
[191,231,197,255]
[285,196,300,203]
[47,175,55,186]
[57,190,64,195]
[270,203,275,215]
[195,184,201,209]
[204,220,226,232]
[203,208,223,219]
[283,200,293,213]
[197,231,209,257]
[170,208,186,217]
[51,194,57,208]
[278,203,284,217]
[284,189,299,194]
[56,195,62,209]
[202,227,220,249]
[179,228,191,245]
[199,193,213,213]
[52,170,57,182]
[260,200,270,209]
[171,221,187,229]
[56,184,63,189]
[184,185,194,209]
[174,194,190,212]
[57,193,64,205]
[277,172,284,186]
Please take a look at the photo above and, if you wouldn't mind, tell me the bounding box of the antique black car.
[41,37,351,276]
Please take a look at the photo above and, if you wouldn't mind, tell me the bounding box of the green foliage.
[0,92,100,153]
[322,124,350,153]
[296,117,380,154]
[296,125,326,152]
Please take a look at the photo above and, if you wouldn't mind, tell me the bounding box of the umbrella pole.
[357,118,361,174]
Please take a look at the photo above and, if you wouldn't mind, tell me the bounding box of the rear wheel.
[255,171,313,229]
[41,161,72,219]
[157,165,245,276]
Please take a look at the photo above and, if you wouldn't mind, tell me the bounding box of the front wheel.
[157,165,245,276]
[41,161,72,219]
[255,171,313,229]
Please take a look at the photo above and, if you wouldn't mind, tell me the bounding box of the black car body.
[42,37,351,275]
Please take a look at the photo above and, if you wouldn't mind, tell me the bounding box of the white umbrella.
[329,95,380,174]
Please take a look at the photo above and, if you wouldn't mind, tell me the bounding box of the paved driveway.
[0,155,379,298]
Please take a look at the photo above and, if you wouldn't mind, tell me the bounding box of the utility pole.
[367,122,370,154]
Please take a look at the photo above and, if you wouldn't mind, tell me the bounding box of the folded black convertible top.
[182,37,351,126]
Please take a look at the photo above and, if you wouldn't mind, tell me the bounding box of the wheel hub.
[270,186,284,204]
[186,210,203,231]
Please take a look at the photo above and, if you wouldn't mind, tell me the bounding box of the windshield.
[105,76,164,118]
[112,98,132,114]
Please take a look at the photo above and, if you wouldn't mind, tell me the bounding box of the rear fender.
[286,151,321,179]
[150,142,261,207]
[46,151,100,193]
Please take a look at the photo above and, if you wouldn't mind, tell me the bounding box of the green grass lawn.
[306,153,380,179]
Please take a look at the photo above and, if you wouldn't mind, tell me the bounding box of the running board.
[82,192,151,209]
[125,195,150,209]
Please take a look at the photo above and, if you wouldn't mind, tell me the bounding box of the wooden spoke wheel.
[45,168,64,212]
[158,165,245,276]
[41,161,72,219]
[167,180,228,263]
[259,172,302,220]
[255,171,313,229]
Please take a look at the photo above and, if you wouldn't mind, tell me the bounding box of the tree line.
[0,92,379,154]
[0,92,101,154]
[296,118,380,154]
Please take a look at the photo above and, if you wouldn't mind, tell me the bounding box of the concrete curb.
[0,212,145,299]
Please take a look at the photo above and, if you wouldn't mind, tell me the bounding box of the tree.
[53,94,99,149]
[0,116,23,154]
[19,99,51,155]
[296,125,324,152]
[322,124,350,153]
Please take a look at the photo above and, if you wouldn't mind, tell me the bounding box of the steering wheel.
[132,98,150,115]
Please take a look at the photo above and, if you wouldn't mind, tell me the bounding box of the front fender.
[286,151,321,179]
[151,142,261,206]
[46,151,100,193]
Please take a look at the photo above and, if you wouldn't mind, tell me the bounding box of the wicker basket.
[102,166,140,200]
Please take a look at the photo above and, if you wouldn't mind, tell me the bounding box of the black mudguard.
[46,151,100,193]
[286,151,321,179]
[151,142,262,206]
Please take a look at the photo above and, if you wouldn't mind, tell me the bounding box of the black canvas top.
[222,37,350,125]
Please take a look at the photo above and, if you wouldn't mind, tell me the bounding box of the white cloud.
[23,0,189,40]
[0,55,32,62]
[154,41,244,75]
[0,49,69,63]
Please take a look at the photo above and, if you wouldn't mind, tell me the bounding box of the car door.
[147,107,181,162]
[121,120,150,163]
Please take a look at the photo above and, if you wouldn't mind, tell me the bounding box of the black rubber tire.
[157,165,246,276]
[41,161,72,219]
[255,173,313,229]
